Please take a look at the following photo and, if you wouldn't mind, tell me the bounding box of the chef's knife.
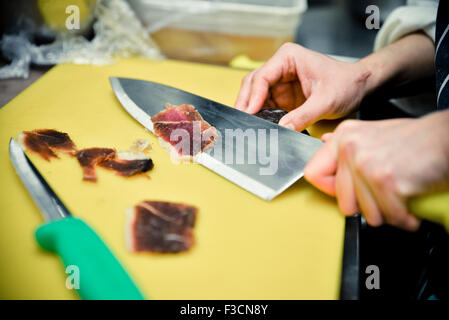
[109,78,449,229]
[110,77,323,200]
[9,138,145,300]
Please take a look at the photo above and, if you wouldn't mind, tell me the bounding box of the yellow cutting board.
[0,58,345,300]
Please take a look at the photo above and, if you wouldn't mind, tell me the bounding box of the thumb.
[321,132,334,142]
[278,94,326,132]
[304,140,338,197]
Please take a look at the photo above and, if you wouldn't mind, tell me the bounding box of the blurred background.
[0,0,407,105]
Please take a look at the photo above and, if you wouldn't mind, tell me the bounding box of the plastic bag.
[0,0,163,79]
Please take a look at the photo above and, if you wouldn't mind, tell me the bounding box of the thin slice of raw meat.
[19,129,154,181]
[126,201,197,253]
[152,103,203,123]
[19,129,77,161]
[100,156,154,177]
[76,147,153,182]
[76,148,116,182]
[254,109,287,124]
[255,109,309,135]
[151,103,218,158]
[153,121,214,156]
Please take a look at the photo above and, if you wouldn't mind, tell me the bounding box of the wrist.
[355,33,435,98]
[423,110,449,168]
[356,54,390,98]
[437,110,449,162]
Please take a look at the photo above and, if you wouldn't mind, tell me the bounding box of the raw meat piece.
[126,201,197,253]
[254,109,287,124]
[76,148,116,182]
[151,103,218,159]
[100,155,153,177]
[20,129,154,181]
[151,103,203,123]
[19,129,77,161]
[153,121,215,156]
[76,147,153,182]
[255,109,309,135]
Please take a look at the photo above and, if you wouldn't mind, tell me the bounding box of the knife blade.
[9,138,144,300]
[110,77,323,200]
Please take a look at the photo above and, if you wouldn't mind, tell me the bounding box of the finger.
[278,94,326,132]
[247,72,271,114]
[335,148,359,216]
[235,71,255,111]
[246,60,286,114]
[352,173,384,227]
[270,82,304,112]
[381,195,421,231]
[368,183,421,231]
[262,98,278,110]
[304,139,338,196]
[321,133,334,142]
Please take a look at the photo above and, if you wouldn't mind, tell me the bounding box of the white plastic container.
[127,0,308,64]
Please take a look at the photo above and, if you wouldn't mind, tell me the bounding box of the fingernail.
[321,133,331,142]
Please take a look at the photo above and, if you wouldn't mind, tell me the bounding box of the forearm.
[358,32,435,96]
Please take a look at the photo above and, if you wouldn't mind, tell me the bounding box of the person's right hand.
[304,110,449,231]
[235,43,372,131]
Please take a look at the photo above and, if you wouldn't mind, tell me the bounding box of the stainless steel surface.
[0,64,50,108]
[9,138,70,221]
[296,0,383,58]
[110,77,323,200]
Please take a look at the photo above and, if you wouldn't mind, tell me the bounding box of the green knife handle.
[409,190,449,231]
[35,217,145,300]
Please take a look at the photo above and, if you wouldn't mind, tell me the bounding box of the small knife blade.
[110,77,323,200]
[9,138,144,300]
[9,138,70,221]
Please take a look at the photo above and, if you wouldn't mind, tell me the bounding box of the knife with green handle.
[9,138,145,300]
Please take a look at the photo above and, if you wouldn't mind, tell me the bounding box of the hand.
[304,111,449,231]
[235,43,372,132]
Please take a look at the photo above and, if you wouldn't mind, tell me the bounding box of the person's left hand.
[304,112,449,231]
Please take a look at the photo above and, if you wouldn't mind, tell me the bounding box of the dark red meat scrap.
[20,129,77,161]
[76,148,116,182]
[151,103,218,157]
[254,109,309,135]
[76,148,153,182]
[254,109,287,124]
[127,201,197,253]
[20,129,154,182]
[100,157,154,177]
